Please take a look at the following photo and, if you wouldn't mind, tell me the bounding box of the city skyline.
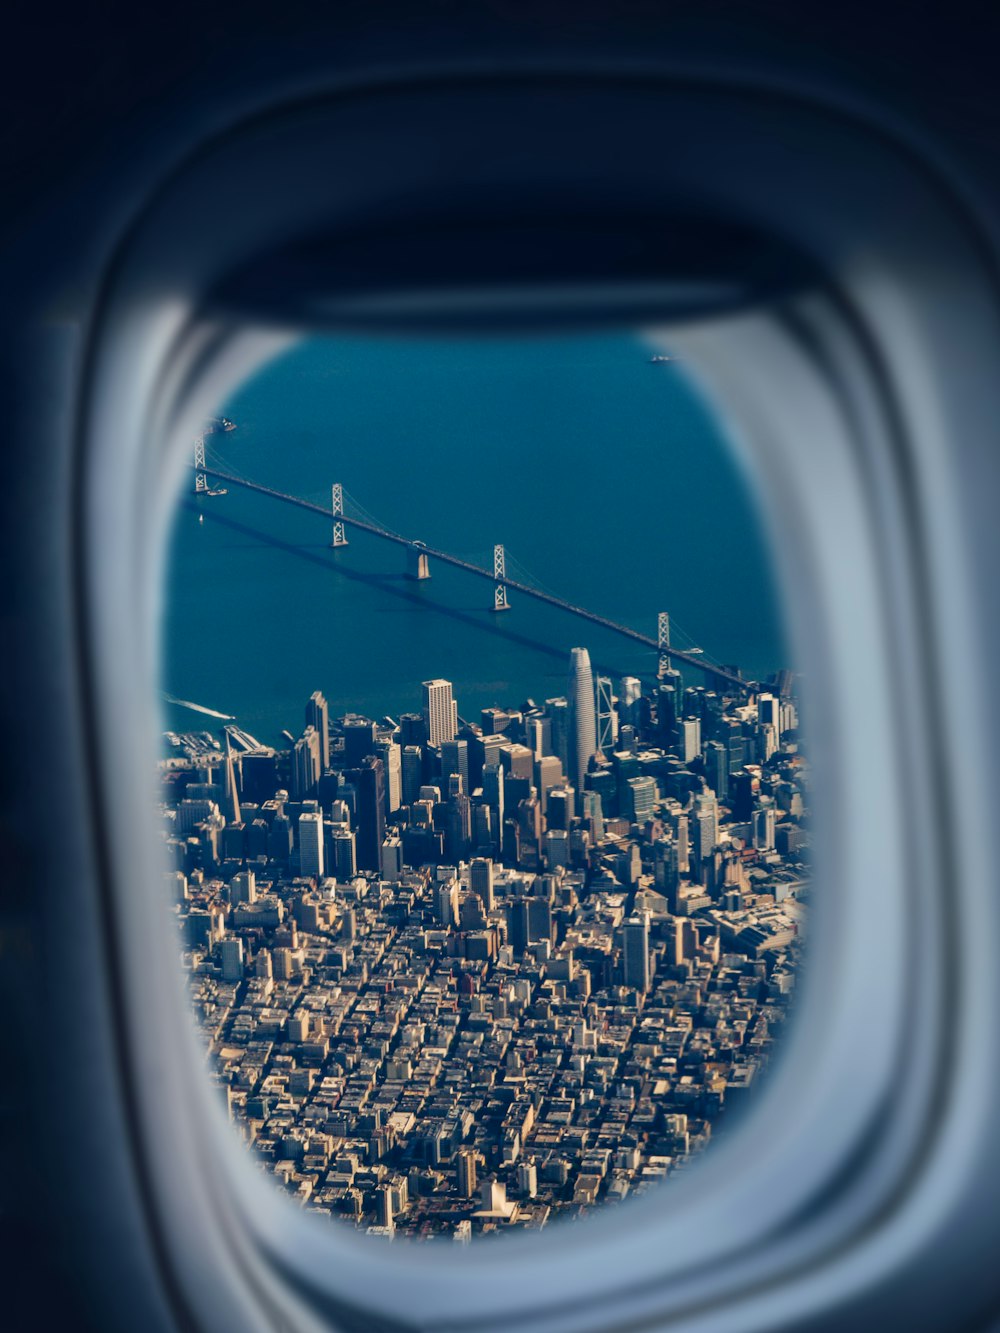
[161,643,807,1240]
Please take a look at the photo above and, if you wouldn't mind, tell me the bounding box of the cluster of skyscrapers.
[161,646,807,1238]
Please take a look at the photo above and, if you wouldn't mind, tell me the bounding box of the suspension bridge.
[192,446,747,690]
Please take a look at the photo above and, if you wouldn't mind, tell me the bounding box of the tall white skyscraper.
[567,648,598,792]
[422,678,458,747]
[375,738,402,814]
[298,809,324,878]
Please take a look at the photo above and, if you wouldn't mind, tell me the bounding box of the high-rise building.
[329,826,356,880]
[625,775,658,824]
[305,691,330,771]
[469,857,495,912]
[457,1149,478,1199]
[618,676,642,728]
[526,714,551,760]
[545,697,571,775]
[680,717,701,764]
[580,788,604,842]
[380,833,403,881]
[546,786,575,830]
[500,743,534,780]
[704,739,729,802]
[753,805,777,852]
[222,736,241,826]
[353,755,386,872]
[506,898,530,956]
[596,674,616,753]
[517,1159,538,1199]
[298,809,324,878]
[375,738,402,814]
[292,726,321,800]
[229,869,256,906]
[758,692,780,732]
[435,877,459,928]
[534,755,563,813]
[401,745,424,806]
[622,913,651,991]
[399,712,427,747]
[343,715,376,767]
[440,738,469,792]
[567,648,598,792]
[690,787,719,866]
[219,937,244,982]
[422,679,457,747]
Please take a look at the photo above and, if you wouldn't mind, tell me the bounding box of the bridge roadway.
[201,466,746,688]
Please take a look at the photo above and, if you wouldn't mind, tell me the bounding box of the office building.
[622,912,651,991]
[305,691,330,771]
[375,737,402,814]
[469,857,495,911]
[329,825,356,880]
[343,715,377,767]
[567,647,598,791]
[292,726,321,800]
[219,937,244,982]
[545,697,571,775]
[625,774,658,824]
[680,717,701,764]
[457,1150,478,1199]
[534,755,563,812]
[353,755,386,872]
[401,745,423,806]
[422,678,457,747]
[229,869,256,906]
[690,787,719,866]
[440,738,469,792]
[596,673,616,752]
[298,809,324,879]
[754,805,777,852]
[380,834,403,881]
[704,739,729,802]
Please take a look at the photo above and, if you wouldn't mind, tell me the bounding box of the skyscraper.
[375,737,402,815]
[292,726,321,800]
[704,739,729,802]
[690,787,719,867]
[305,691,330,772]
[567,648,598,792]
[440,738,469,792]
[470,857,495,912]
[401,745,424,806]
[422,678,457,748]
[622,912,651,992]
[298,809,324,878]
[595,674,617,753]
[352,755,386,872]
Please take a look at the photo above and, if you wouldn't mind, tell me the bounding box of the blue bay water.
[162,331,786,745]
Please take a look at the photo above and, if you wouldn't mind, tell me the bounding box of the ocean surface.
[161,331,786,746]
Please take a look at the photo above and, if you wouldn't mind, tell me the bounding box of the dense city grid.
[161,651,807,1239]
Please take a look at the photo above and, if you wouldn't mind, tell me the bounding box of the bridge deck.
[200,466,746,688]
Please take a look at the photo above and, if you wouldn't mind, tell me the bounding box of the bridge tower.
[194,438,209,494]
[657,612,671,679]
[493,544,510,612]
[407,545,431,580]
[331,484,348,547]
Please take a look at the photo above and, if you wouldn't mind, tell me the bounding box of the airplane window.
[158,327,808,1240]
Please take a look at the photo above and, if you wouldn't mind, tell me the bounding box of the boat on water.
[202,415,237,434]
[649,355,676,363]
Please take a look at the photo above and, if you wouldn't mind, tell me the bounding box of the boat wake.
[162,694,235,721]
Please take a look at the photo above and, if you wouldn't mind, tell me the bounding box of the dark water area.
[161,331,786,746]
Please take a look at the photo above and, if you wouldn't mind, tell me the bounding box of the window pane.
[159,329,807,1239]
